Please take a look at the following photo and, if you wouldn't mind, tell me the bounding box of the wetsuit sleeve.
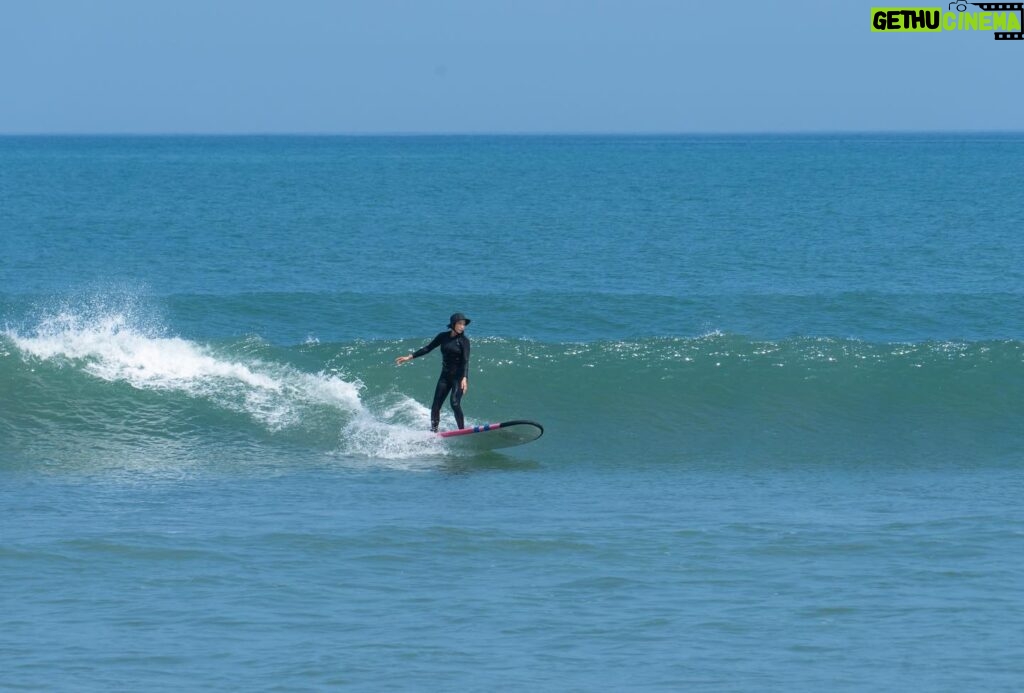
[463,337,470,380]
[412,333,443,359]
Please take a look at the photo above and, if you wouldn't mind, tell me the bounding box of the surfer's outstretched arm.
[395,333,444,365]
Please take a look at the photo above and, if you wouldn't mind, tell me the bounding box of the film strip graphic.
[968,2,1024,39]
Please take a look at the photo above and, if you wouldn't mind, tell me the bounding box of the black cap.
[448,312,471,328]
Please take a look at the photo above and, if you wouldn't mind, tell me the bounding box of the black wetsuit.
[412,331,471,431]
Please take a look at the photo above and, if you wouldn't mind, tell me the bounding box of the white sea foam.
[336,395,455,461]
[6,311,444,459]
[12,312,282,392]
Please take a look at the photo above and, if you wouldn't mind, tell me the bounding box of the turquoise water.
[2,135,1023,690]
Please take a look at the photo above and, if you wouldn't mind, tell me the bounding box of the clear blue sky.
[2,0,1022,133]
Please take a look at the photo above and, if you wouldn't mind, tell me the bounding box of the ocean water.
[2,135,1023,691]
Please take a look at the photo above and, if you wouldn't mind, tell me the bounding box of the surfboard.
[438,420,544,451]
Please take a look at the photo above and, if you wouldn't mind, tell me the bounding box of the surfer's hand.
[461,377,468,393]
[395,355,412,365]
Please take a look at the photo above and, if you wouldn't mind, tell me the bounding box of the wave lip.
[12,312,280,390]
[2,311,451,462]
[6,311,362,430]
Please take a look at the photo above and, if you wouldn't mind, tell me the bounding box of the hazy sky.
[2,0,1022,133]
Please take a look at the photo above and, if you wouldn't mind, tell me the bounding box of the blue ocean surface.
[2,135,1023,691]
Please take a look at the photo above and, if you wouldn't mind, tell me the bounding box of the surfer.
[395,313,471,432]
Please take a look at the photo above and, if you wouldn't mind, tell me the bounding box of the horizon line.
[3,128,1024,138]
